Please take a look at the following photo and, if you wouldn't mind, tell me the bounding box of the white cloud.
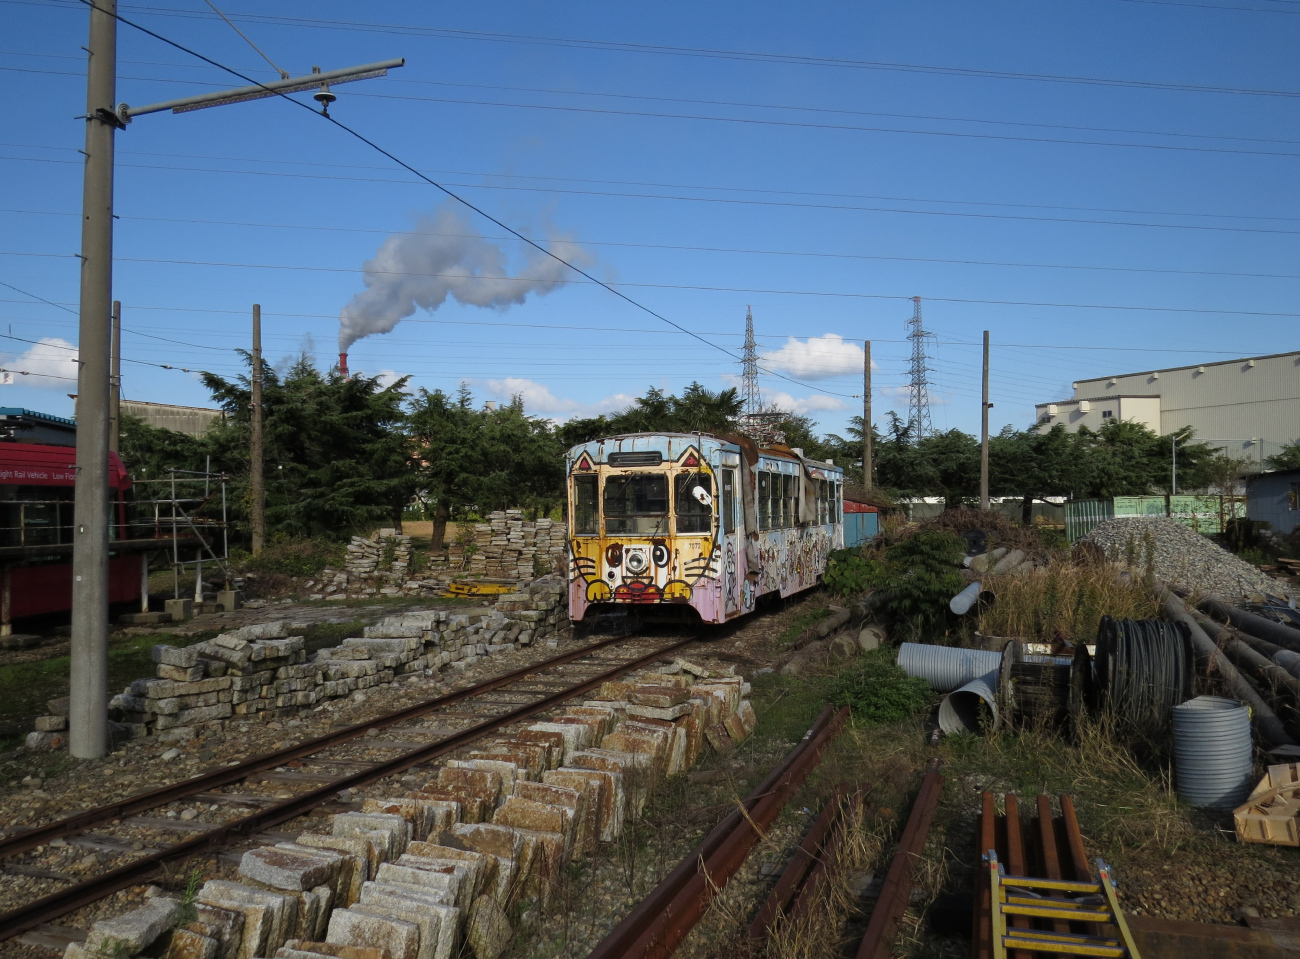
[764,390,847,416]
[486,377,634,420]
[1,338,78,388]
[373,369,408,389]
[759,334,868,380]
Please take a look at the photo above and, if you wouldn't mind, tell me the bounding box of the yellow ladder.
[987,850,1142,959]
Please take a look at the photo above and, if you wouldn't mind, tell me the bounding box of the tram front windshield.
[603,474,669,534]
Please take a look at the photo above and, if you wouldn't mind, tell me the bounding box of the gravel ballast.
[1082,516,1290,601]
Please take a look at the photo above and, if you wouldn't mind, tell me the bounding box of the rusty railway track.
[0,631,701,942]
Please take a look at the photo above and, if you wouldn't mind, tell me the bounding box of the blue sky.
[3,0,1298,440]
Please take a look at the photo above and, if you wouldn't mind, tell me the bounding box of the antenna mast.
[906,296,934,440]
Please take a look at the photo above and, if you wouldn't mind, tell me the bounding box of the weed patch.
[826,648,936,725]
[777,606,833,647]
[977,564,1159,642]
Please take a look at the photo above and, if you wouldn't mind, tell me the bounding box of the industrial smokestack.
[338,352,349,380]
[336,204,591,353]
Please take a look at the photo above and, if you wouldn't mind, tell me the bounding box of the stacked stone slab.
[30,578,572,750]
[68,660,756,959]
[309,518,568,601]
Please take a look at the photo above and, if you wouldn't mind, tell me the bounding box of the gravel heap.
[1082,516,1289,600]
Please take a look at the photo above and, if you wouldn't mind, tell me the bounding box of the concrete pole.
[862,340,872,490]
[250,304,265,555]
[69,0,117,759]
[980,330,990,511]
[108,300,120,454]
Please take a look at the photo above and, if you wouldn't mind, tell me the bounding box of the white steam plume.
[338,205,589,352]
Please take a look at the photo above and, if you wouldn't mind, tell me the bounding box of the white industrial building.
[1034,350,1300,470]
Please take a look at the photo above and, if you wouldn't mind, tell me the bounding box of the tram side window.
[603,473,669,534]
[675,473,712,534]
[720,469,736,535]
[832,481,841,523]
[573,475,598,535]
[780,474,793,529]
[816,479,826,525]
[758,471,770,530]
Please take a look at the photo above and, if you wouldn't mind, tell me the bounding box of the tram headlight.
[625,548,648,574]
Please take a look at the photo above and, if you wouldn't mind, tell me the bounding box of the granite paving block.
[326,907,419,959]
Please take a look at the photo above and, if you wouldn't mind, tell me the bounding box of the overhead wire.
[72,0,859,400]
[28,2,1300,99]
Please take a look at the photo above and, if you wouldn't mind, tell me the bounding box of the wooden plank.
[18,923,86,952]
[122,816,221,833]
[68,834,160,855]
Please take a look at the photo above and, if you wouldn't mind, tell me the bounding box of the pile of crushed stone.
[1081,516,1290,601]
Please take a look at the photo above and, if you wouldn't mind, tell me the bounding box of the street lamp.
[68,0,401,757]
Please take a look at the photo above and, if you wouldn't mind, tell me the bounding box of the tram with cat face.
[566,432,844,624]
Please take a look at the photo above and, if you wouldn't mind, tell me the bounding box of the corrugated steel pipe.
[938,677,1000,734]
[1155,584,1295,748]
[897,643,1003,693]
[1199,595,1300,653]
[1172,695,1255,809]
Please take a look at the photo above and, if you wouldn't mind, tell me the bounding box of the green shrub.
[827,647,936,724]
[241,537,345,577]
[880,531,966,636]
[823,549,888,598]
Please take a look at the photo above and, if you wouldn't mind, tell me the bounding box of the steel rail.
[585,703,838,959]
[854,757,944,959]
[617,706,850,959]
[0,631,661,859]
[746,782,850,939]
[0,634,698,941]
[785,784,866,927]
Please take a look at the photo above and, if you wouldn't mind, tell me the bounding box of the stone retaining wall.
[25,576,572,750]
[62,662,757,959]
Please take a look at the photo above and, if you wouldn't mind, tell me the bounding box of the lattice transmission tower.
[906,296,934,440]
[741,305,761,419]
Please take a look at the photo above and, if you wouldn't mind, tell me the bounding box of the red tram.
[0,442,142,625]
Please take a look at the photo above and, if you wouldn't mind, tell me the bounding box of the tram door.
[720,467,740,615]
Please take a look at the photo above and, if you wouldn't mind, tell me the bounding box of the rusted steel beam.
[592,706,850,959]
[586,704,839,959]
[786,785,867,927]
[1003,795,1033,959]
[747,782,850,940]
[0,636,698,941]
[854,757,945,959]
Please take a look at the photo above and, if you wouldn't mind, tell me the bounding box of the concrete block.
[374,862,461,902]
[217,589,242,612]
[198,879,298,959]
[326,907,420,959]
[34,715,66,732]
[164,927,219,959]
[165,597,194,622]
[118,610,173,625]
[157,663,206,682]
[436,766,502,805]
[626,702,692,721]
[405,842,489,902]
[239,846,338,892]
[280,941,384,959]
[528,720,590,753]
[192,902,245,959]
[544,767,620,842]
[332,812,411,859]
[85,896,181,956]
[466,893,512,959]
[154,702,232,729]
[628,685,689,708]
[153,644,200,668]
[354,889,455,959]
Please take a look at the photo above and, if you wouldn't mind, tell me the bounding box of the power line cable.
[71,0,858,401]
[31,2,1300,99]
[8,207,1300,282]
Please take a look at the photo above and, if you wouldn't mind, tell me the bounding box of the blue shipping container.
[844,511,879,548]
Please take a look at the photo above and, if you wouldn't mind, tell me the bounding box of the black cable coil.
[1095,616,1195,728]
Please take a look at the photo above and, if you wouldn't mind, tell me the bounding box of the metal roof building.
[1034,350,1300,470]
[120,400,225,438]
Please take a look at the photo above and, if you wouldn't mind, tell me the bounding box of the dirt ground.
[2,588,1297,959]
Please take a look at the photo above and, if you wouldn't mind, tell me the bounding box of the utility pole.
[862,340,872,490]
[980,330,990,511]
[69,0,118,759]
[64,13,402,758]
[250,304,265,555]
[108,299,121,454]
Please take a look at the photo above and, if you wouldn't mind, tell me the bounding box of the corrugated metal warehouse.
[1035,350,1300,469]
[120,400,225,437]
[1246,467,1300,535]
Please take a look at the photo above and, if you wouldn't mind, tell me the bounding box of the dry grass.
[976,563,1160,643]
[760,799,884,959]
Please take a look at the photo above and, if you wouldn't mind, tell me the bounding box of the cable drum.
[1095,617,1195,728]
